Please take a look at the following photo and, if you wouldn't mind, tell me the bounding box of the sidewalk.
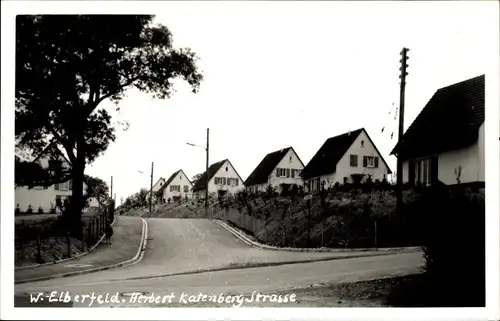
[15,216,144,284]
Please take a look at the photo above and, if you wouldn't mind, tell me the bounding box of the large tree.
[16,15,203,230]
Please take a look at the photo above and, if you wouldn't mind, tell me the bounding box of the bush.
[416,184,485,306]
[37,206,44,214]
[26,205,33,214]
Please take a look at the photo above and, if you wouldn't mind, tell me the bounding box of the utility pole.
[205,128,209,218]
[396,47,409,214]
[150,162,154,213]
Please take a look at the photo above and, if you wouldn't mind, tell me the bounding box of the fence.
[15,201,115,265]
[203,199,420,249]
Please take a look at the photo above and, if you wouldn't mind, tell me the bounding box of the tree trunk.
[66,155,85,238]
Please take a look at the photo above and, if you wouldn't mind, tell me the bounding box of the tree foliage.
[191,173,203,186]
[83,175,110,206]
[15,15,203,227]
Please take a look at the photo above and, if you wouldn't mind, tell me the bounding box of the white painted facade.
[247,148,305,193]
[305,130,392,192]
[401,122,485,185]
[194,160,245,198]
[161,170,193,202]
[147,177,166,201]
[15,152,88,213]
[15,180,88,213]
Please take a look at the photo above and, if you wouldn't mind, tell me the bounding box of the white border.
[1,1,499,320]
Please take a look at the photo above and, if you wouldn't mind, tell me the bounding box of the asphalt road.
[15,218,424,307]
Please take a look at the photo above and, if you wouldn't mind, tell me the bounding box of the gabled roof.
[156,169,192,195]
[192,159,244,191]
[391,75,485,159]
[300,129,364,179]
[300,128,392,179]
[244,146,305,186]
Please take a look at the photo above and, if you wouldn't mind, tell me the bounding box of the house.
[391,74,485,186]
[146,177,166,202]
[15,143,88,213]
[300,128,392,192]
[244,146,305,193]
[191,159,245,199]
[156,169,193,203]
[84,196,101,212]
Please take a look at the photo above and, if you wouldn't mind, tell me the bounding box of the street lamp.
[186,128,209,218]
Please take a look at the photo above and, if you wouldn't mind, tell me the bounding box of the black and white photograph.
[1,1,499,320]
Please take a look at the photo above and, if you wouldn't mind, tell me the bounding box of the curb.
[213,219,420,253]
[15,217,148,285]
[15,215,118,271]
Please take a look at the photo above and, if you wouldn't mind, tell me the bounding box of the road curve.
[15,218,423,299]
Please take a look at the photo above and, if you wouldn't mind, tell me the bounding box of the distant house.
[391,75,485,186]
[300,128,392,192]
[191,159,245,199]
[244,146,305,194]
[146,177,166,202]
[156,169,193,203]
[15,143,87,213]
[84,196,101,212]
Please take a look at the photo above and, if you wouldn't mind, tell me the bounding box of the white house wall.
[402,123,485,184]
[207,160,245,197]
[336,130,391,184]
[162,171,193,201]
[15,182,87,213]
[267,148,305,191]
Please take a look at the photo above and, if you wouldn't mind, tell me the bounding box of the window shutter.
[408,160,416,185]
[374,157,379,168]
[286,168,290,178]
[430,156,439,185]
[363,156,367,167]
[291,169,295,178]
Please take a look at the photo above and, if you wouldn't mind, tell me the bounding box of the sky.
[75,1,496,204]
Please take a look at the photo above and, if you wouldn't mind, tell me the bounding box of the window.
[184,186,189,193]
[170,185,180,192]
[180,175,182,179]
[363,156,375,168]
[57,181,70,191]
[289,156,292,163]
[225,167,228,172]
[222,177,227,185]
[361,140,365,147]
[276,168,287,177]
[55,195,62,207]
[350,154,358,167]
[160,182,162,186]
[416,157,437,186]
[408,160,416,185]
[418,158,432,185]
